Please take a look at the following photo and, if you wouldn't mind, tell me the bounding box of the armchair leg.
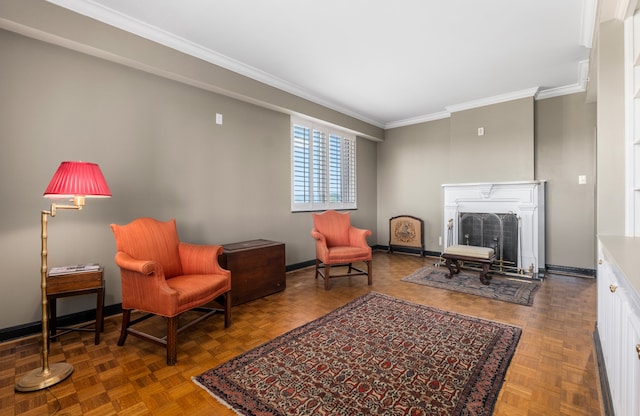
[223,292,231,328]
[118,309,131,346]
[167,316,178,366]
[315,259,320,279]
[324,264,331,290]
[367,260,373,285]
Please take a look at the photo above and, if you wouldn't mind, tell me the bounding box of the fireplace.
[459,212,519,269]
[442,181,545,277]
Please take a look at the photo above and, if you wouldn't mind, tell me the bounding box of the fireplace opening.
[458,212,519,269]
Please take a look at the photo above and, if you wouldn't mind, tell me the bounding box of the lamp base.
[15,362,74,392]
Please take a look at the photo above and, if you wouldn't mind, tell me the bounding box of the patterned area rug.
[193,292,521,416]
[401,266,540,306]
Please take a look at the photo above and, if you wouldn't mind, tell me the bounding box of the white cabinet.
[626,11,640,235]
[597,238,640,416]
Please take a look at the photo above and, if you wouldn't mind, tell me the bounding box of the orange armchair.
[311,210,372,290]
[110,218,231,365]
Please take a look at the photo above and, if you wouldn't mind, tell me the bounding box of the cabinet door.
[597,253,627,415]
[620,294,640,416]
[597,239,640,415]
[599,246,640,415]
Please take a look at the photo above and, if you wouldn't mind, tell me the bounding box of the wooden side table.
[219,239,286,306]
[46,266,105,345]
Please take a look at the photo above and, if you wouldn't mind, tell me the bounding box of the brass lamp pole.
[15,162,111,392]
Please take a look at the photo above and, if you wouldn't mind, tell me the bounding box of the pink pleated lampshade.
[43,161,111,199]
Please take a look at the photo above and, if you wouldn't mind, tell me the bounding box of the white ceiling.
[47,0,596,128]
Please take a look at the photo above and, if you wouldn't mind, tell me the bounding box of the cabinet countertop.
[598,235,640,295]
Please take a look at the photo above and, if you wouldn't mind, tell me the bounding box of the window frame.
[291,117,357,212]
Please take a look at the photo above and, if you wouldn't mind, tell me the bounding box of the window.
[291,117,357,211]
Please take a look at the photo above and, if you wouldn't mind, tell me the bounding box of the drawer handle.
[609,284,617,293]
[636,344,640,360]
[598,259,603,265]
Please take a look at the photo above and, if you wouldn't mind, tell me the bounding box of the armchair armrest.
[114,251,162,275]
[178,242,230,276]
[310,229,328,245]
[348,226,372,248]
[311,228,331,260]
[115,251,178,310]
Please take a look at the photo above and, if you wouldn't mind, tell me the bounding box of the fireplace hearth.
[442,181,545,278]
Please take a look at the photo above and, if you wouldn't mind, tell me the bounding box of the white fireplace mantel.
[442,181,546,275]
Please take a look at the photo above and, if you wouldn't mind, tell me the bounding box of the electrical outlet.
[578,175,587,185]
[439,236,442,246]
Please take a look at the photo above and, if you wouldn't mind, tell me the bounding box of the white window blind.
[291,118,357,211]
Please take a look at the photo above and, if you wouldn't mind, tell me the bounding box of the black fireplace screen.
[458,212,519,266]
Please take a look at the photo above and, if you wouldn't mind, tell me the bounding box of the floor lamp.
[15,161,111,392]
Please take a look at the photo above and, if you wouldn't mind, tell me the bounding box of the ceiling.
[47,0,596,128]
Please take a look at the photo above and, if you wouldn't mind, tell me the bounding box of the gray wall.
[0,0,599,331]
[0,29,378,329]
[0,0,385,141]
[596,20,626,235]
[535,93,597,269]
[377,94,596,270]
[449,97,534,183]
[377,119,450,252]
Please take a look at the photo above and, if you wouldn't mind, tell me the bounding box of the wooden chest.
[219,239,286,306]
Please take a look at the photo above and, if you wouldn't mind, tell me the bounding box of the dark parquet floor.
[1,251,602,415]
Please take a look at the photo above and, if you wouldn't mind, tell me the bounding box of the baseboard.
[546,264,595,277]
[387,246,425,256]
[374,244,441,258]
[593,326,614,416]
[288,246,442,271]
[380,247,595,278]
[286,259,315,272]
[0,259,597,342]
[0,303,122,343]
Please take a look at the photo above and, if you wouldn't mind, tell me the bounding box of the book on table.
[49,264,101,276]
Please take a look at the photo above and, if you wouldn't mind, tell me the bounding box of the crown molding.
[597,0,638,21]
[536,60,589,100]
[42,0,593,131]
[614,0,635,20]
[385,111,451,130]
[581,0,598,48]
[535,83,586,100]
[445,87,540,114]
[45,0,385,129]
[387,78,586,128]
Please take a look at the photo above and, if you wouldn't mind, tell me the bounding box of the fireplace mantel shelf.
[441,180,546,188]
